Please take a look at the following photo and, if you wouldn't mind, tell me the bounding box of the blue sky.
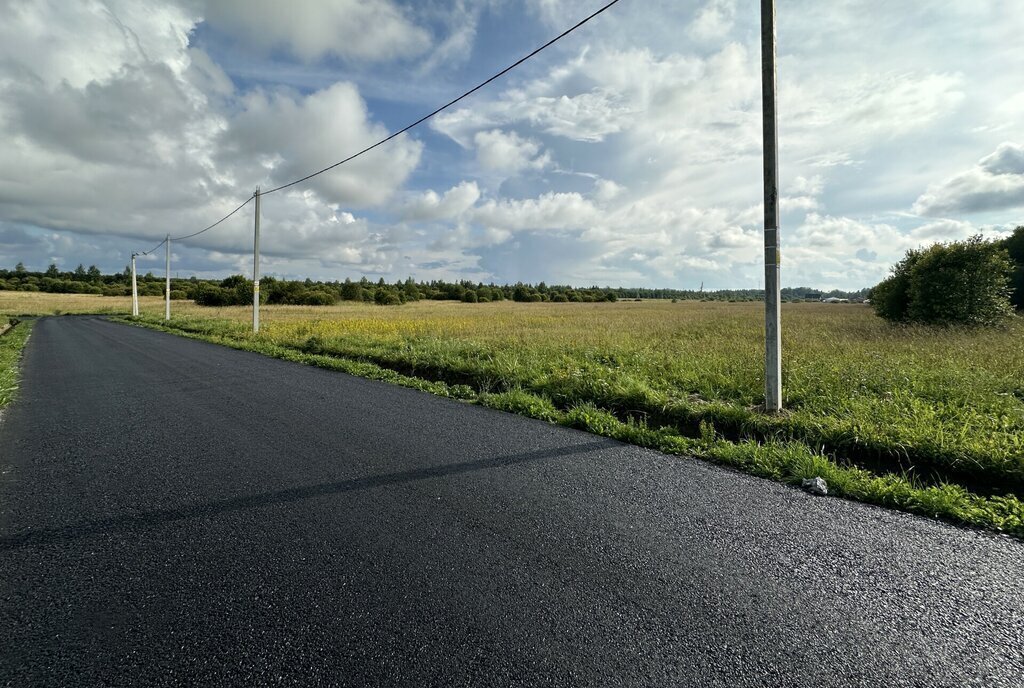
[0,0,1022,289]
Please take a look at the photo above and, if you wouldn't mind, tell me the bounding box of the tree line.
[0,262,869,306]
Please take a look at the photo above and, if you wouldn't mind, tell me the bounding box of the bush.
[193,283,232,307]
[374,289,402,306]
[873,236,1012,326]
[299,290,336,306]
[461,291,478,303]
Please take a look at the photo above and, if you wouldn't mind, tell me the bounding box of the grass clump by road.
[0,318,32,410]
[93,297,1024,537]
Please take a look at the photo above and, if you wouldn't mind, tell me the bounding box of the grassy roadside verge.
[0,319,32,411]
[115,314,1024,537]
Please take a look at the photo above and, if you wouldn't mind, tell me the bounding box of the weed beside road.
[0,319,32,410]
[104,299,1023,537]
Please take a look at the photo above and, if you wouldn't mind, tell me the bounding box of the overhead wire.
[171,194,255,241]
[132,194,254,256]
[262,0,623,196]
[130,0,622,255]
[135,237,166,256]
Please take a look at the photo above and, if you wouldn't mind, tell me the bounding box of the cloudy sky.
[1,0,1022,289]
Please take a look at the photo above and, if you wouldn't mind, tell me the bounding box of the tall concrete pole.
[761,0,782,412]
[131,253,139,317]
[253,188,261,333]
[165,234,171,321]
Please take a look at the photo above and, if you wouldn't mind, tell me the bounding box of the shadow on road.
[0,439,614,552]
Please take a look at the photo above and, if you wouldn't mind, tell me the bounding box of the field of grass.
[4,292,1022,534]
[0,291,138,316]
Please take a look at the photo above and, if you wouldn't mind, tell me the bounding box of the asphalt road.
[1,316,1022,687]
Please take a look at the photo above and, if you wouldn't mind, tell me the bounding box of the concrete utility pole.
[253,188,261,333]
[761,0,782,412]
[165,234,171,321]
[130,253,139,317]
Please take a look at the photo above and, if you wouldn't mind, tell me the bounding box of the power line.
[130,0,621,256]
[135,237,166,256]
[172,194,254,241]
[262,0,623,196]
[132,194,254,256]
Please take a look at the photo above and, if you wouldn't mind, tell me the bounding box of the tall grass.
[5,293,1022,534]
[0,319,32,410]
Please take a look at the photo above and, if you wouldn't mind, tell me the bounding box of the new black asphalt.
[1,316,1021,686]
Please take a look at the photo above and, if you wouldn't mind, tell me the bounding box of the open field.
[0,292,138,316]
[3,292,1022,534]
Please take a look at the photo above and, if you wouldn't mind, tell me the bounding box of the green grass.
[0,319,32,410]
[103,299,1024,537]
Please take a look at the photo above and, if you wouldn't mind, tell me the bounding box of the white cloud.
[202,0,430,63]
[470,192,601,232]
[688,0,736,42]
[781,196,820,212]
[473,129,550,174]
[913,142,1024,216]
[0,0,197,90]
[220,82,422,207]
[908,219,975,241]
[415,0,496,74]
[593,179,625,202]
[433,83,634,145]
[791,175,824,197]
[979,142,1024,175]
[0,0,423,281]
[401,182,481,222]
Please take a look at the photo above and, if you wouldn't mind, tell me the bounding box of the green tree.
[220,274,248,289]
[340,278,363,301]
[873,236,1012,326]
[870,248,922,322]
[374,288,402,305]
[1002,225,1024,310]
[14,262,27,276]
[193,283,231,306]
[512,283,531,302]
[46,263,60,278]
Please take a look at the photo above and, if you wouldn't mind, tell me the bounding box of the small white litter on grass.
[802,477,828,496]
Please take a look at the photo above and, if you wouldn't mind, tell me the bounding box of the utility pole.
[761,0,782,412]
[253,188,261,333]
[165,234,171,321]
[131,252,139,317]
